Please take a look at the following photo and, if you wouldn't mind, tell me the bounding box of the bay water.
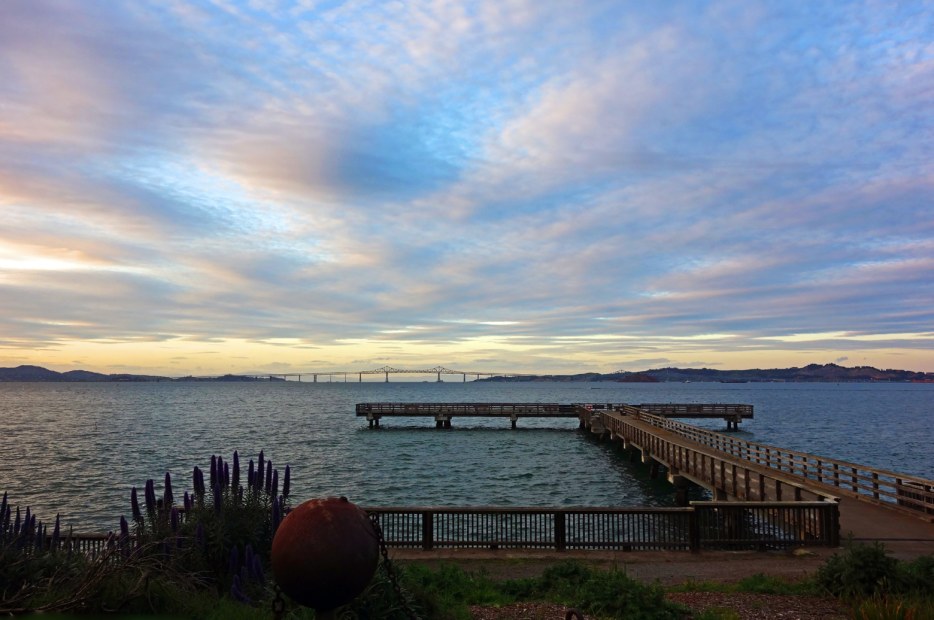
[0,380,931,533]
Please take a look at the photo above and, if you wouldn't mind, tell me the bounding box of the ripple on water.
[1,381,931,531]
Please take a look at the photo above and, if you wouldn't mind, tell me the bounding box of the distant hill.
[0,365,171,382]
[483,363,934,383]
[0,365,284,382]
[2,362,932,383]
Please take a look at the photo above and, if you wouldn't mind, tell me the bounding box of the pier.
[355,402,753,429]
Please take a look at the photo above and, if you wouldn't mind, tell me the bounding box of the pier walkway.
[355,401,753,429]
[582,405,934,551]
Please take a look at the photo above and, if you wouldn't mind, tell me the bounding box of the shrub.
[816,541,900,598]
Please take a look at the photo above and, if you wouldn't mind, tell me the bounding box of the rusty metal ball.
[271,496,379,611]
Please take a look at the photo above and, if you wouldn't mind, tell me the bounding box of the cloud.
[0,1,932,373]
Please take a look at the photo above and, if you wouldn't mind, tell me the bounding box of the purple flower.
[232,451,240,488]
[51,514,61,550]
[257,451,264,482]
[271,497,281,532]
[223,462,230,488]
[252,554,264,582]
[244,544,255,578]
[144,479,157,517]
[183,491,191,512]
[130,487,142,524]
[193,466,204,498]
[271,469,278,498]
[265,461,273,494]
[163,472,174,509]
[282,465,291,500]
[210,455,217,487]
[230,574,252,604]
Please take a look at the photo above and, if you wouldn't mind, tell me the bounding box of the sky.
[1,0,933,377]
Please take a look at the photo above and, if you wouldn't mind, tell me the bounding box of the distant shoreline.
[1,363,932,383]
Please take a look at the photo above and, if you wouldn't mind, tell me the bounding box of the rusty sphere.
[271,496,379,611]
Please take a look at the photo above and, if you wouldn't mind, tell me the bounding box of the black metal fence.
[366,502,839,552]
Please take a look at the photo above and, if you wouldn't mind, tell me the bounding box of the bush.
[816,541,900,598]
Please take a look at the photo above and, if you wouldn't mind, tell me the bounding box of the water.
[0,381,931,532]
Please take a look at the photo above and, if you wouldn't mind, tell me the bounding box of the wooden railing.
[366,503,839,551]
[356,403,578,416]
[620,406,934,515]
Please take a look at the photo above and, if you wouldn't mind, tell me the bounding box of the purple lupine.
[130,487,142,524]
[252,554,264,582]
[21,507,31,537]
[34,522,44,552]
[13,507,21,539]
[192,466,204,498]
[265,461,273,494]
[271,496,281,531]
[230,574,252,604]
[247,459,255,489]
[271,469,278,498]
[51,514,61,550]
[144,479,157,516]
[210,455,217,488]
[170,507,180,532]
[232,451,240,489]
[257,451,265,489]
[223,462,230,488]
[0,492,7,524]
[119,516,130,558]
[229,545,240,576]
[244,544,255,578]
[282,465,291,500]
[163,472,174,509]
[184,491,191,512]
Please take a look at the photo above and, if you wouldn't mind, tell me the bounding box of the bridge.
[234,366,529,383]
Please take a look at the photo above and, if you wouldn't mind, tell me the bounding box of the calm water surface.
[0,381,931,532]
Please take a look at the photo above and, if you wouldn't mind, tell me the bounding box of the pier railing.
[620,406,934,516]
[366,503,838,551]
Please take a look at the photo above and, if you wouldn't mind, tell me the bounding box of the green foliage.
[817,542,902,598]
[851,595,934,620]
[398,560,688,620]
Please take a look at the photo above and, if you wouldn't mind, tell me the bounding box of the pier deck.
[356,402,753,429]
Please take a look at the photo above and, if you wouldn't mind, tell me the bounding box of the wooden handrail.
[618,406,934,513]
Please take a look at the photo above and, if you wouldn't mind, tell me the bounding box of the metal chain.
[369,513,420,620]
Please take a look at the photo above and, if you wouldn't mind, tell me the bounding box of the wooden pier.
[355,402,753,429]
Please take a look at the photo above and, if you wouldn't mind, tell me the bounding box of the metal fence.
[366,503,839,552]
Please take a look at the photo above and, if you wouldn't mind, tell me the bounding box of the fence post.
[422,511,433,551]
[555,511,566,551]
[689,508,700,553]
[827,502,840,547]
